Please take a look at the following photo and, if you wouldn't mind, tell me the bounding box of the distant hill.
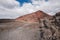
[0,19,15,23]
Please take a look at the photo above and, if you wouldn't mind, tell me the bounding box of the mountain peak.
[16,10,52,23]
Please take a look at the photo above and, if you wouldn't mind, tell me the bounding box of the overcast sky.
[0,0,60,19]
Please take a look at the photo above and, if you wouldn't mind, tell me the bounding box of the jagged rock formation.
[38,12,60,40]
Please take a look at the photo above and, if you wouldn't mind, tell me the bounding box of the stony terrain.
[0,11,60,40]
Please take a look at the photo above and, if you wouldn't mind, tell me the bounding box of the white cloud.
[0,0,60,19]
[0,0,20,19]
[0,0,19,9]
[31,0,60,15]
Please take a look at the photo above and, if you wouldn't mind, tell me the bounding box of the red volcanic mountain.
[16,10,52,22]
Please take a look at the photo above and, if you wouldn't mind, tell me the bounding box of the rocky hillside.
[16,11,60,40]
[0,11,60,40]
[37,12,60,40]
[16,10,52,23]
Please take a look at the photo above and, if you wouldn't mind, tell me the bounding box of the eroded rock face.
[38,12,60,40]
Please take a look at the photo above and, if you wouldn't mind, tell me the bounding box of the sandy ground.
[0,22,40,40]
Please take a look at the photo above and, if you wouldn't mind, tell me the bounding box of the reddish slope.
[16,10,52,22]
